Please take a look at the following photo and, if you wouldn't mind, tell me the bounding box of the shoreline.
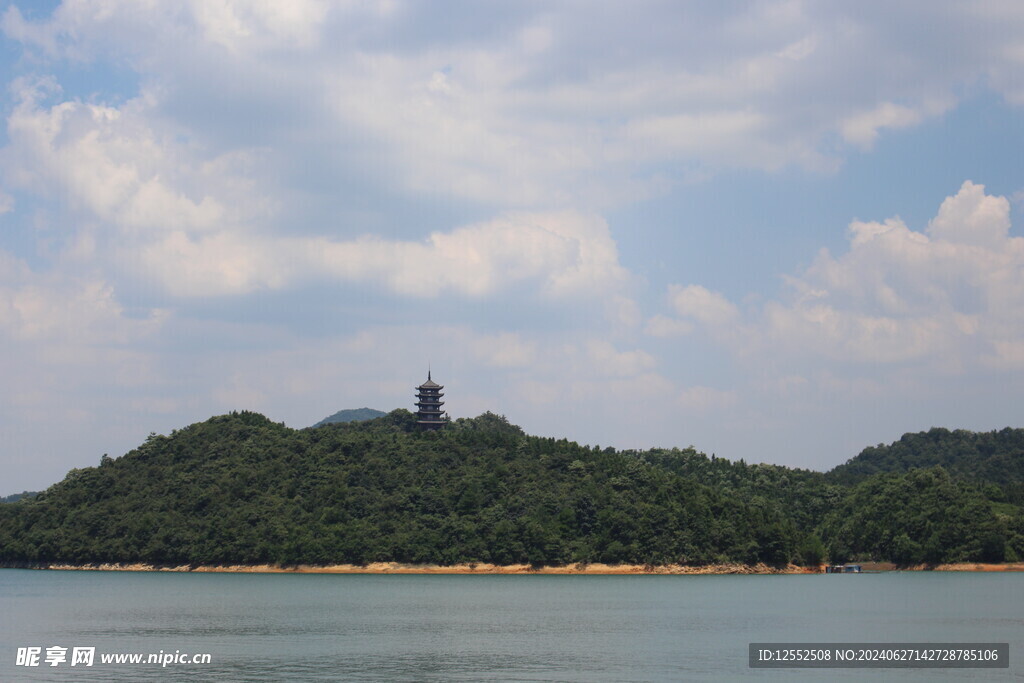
[20,561,807,575]
[8,561,1024,574]
[929,562,1024,572]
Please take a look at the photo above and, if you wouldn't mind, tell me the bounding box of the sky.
[2,1,1024,492]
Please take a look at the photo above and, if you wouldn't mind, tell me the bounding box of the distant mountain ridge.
[313,408,388,427]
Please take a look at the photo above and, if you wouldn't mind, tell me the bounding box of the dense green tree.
[828,427,1024,503]
[820,467,1008,565]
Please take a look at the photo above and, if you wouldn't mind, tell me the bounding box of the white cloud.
[605,295,642,329]
[137,231,288,296]
[1,6,58,56]
[839,99,951,149]
[0,79,631,302]
[668,284,739,327]
[2,0,345,58]
[5,1,1024,212]
[928,180,1012,248]
[1,78,252,237]
[585,340,656,377]
[658,181,1024,370]
[760,301,953,364]
[625,110,765,159]
[137,210,628,299]
[190,0,330,52]
[0,257,166,345]
[644,314,693,338]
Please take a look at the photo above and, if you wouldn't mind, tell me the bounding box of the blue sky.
[2,1,1024,492]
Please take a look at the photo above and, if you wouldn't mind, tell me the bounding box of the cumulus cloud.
[585,340,656,377]
[0,77,631,302]
[644,314,693,338]
[839,100,946,149]
[656,181,1024,370]
[4,1,1024,210]
[137,210,628,298]
[2,0,342,58]
[1,78,257,237]
[0,252,166,345]
[668,285,739,327]
[928,180,1012,248]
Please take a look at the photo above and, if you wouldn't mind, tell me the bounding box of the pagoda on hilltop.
[415,370,447,430]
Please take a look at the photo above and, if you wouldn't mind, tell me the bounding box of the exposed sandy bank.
[17,561,1024,574]
[930,562,1024,572]
[34,561,808,575]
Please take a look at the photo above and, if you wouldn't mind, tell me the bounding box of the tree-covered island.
[1,410,1022,569]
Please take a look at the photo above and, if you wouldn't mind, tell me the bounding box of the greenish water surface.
[1,570,1021,681]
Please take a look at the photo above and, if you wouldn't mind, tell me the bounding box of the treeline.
[0,491,38,504]
[0,411,1022,568]
[827,427,1024,505]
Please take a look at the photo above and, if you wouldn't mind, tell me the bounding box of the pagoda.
[415,371,447,430]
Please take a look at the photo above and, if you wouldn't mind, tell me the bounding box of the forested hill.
[826,427,1024,500]
[1,412,1022,568]
[0,411,803,568]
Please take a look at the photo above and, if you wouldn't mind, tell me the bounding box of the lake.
[1,570,1021,681]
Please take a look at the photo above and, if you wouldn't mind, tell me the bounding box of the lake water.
[1,570,1021,681]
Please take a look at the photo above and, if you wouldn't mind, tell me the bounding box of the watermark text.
[16,646,211,668]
